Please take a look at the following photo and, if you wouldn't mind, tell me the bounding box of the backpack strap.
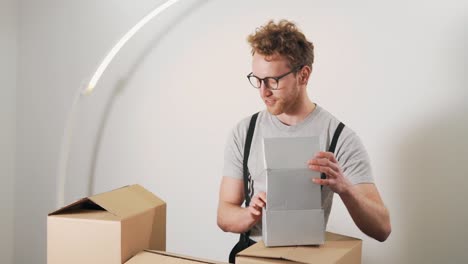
[241,112,259,242]
[321,122,345,189]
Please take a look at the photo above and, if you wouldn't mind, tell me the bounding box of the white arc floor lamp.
[56,0,182,208]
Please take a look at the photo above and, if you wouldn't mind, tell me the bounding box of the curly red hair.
[247,19,314,69]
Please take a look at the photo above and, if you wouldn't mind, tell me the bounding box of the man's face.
[251,53,302,115]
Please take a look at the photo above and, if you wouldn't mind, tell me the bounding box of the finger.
[309,165,339,178]
[249,208,260,216]
[328,154,338,163]
[312,178,330,186]
[308,158,340,172]
[254,199,265,208]
[314,151,337,162]
[251,196,265,208]
[248,205,261,216]
[313,151,328,158]
[258,192,267,203]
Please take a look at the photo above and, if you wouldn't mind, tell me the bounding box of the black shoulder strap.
[329,122,345,153]
[240,112,259,242]
[243,112,259,207]
[321,122,345,185]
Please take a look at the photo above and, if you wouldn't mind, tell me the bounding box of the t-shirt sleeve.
[335,128,374,185]
[222,123,246,180]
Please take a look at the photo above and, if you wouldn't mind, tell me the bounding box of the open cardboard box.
[125,250,227,264]
[47,184,166,264]
[236,232,362,264]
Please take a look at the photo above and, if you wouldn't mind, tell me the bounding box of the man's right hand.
[218,177,267,233]
[248,192,267,217]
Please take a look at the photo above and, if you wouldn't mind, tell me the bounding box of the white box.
[262,137,325,247]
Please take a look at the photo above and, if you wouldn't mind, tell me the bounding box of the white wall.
[0,0,17,264]
[15,0,468,263]
[15,1,161,263]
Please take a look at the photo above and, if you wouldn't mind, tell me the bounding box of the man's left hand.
[308,151,352,195]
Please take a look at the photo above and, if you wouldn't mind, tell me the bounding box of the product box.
[47,184,166,264]
[262,137,324,247]
[125,250,226,264]
[236,232,362,264]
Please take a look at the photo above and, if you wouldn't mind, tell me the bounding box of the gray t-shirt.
[222,105,374,241]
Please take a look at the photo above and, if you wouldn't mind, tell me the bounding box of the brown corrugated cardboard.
[236,232,362,264]
[47,184,166,264]
[125,250,227,264]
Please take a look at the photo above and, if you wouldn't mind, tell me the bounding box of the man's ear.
[300,66,312,85]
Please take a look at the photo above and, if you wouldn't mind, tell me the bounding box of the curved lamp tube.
[56,0,182,208]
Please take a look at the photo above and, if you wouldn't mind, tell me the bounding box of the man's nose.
[260,82,272,97]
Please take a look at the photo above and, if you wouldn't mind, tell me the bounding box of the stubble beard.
[266,86,302,116]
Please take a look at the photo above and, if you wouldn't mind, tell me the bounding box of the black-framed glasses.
[247,65,303,90]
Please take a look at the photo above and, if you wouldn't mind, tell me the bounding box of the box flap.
[48,198,105,216]
[263,137,320,169]
[263,209,324,247]
[146,250,226,264]
[89,184,165,219]
[238,241,295,259]
[238,232,362,264]
[125,250,225,264]
[49,209,121,221]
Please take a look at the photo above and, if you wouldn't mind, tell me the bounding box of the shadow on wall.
[86,0,209,196]
[397,103,468,263]
[396,20,468,262]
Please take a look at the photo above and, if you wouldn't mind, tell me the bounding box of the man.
[217,19,391,246]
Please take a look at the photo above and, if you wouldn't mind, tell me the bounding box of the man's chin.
[266,105,283,116]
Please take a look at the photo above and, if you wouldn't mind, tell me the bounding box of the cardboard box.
[125,250,226,264]
[262,137,324,246]
[47,184,166,264]
[236,232,362,264]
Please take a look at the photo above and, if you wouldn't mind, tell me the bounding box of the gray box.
[262,137,325,247]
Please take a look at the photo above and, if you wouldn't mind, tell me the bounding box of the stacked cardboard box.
[237,232,362,264]
[47,184,166,264]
